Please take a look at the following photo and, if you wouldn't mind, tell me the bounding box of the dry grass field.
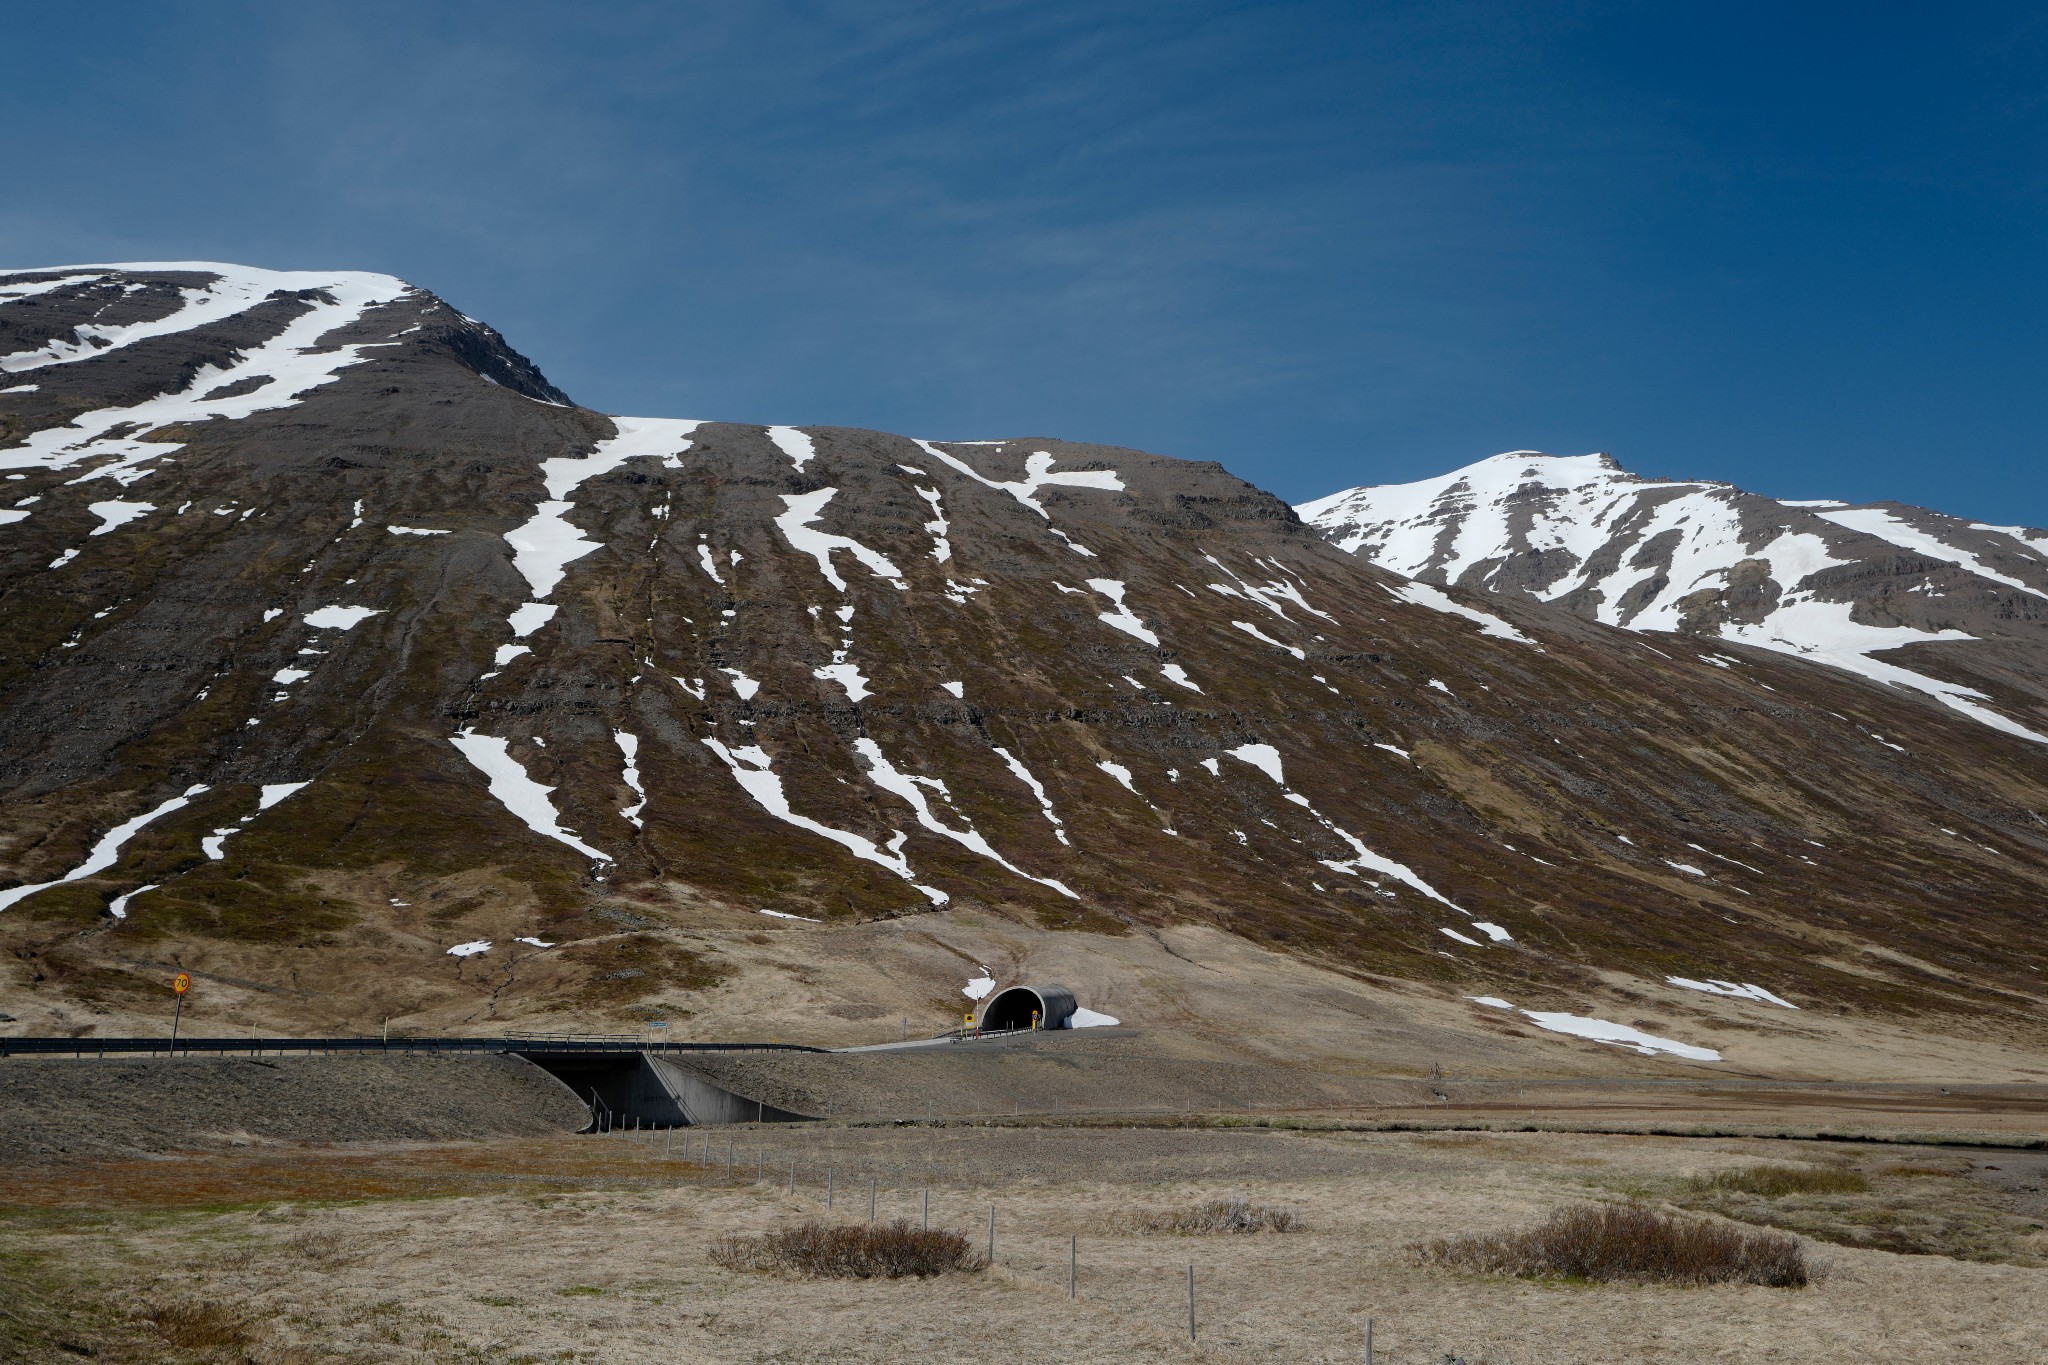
[4,1120,2045,1364]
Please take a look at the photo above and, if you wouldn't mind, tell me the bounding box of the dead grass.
[1672,1159,2042,1264]
[145,1299,255,1354]
[1127,1194,1302,1234]
[1410,1203,1811,1288]
[712,1219,984,1279]
[0,1136,696,1210]
[5,1128,2045,1361]
[1687,1164,1869,1198]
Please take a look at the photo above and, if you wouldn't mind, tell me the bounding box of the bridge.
[0,1034,824,1129]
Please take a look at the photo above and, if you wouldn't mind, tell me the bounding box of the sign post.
[169,972,191,1052]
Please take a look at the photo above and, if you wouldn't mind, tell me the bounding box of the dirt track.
[7,1036,2047,1176]
[668,1030,2048,1145]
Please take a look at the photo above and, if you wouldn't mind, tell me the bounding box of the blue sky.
[7,2,2046,522]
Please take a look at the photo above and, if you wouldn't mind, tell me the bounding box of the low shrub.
[1132,1196,1302,1234]
[711,1219,983,1278]
[1410,1203,1809,1288]
[1688,1164,1869,1198]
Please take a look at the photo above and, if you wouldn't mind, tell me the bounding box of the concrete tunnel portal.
[979,984,1076,1032]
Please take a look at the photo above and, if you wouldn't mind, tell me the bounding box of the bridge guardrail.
[0,1035,829,1058]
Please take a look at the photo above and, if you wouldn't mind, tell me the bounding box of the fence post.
[922,1188,929,1231]
[1365,1316,1373,1361]
[827,1166,834,1210]
[1069,1235,1076,1299]
[1187,1264,1195,1342]
[987,1203,995,1261]
[869,1178,877,1225]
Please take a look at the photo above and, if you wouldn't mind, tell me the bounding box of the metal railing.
[0,1034,828,1058]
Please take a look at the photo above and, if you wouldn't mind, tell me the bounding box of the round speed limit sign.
[172,972,191,995]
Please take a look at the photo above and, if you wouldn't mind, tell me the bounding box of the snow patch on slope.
[853,738,1077,899]
[1386,581,1533,644]
[1667,977,1797,1008]
[1223,743,1475,927]
[775,489,904,593]
[0,784,209,913]
[702,738,947,905]
[451,730,610,862]
[1,266,414,485]
[993,746,1070,845]
[1087,578,1159,646]
[766,426,816,471]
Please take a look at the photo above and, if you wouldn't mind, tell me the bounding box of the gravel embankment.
[0,1052,587,1165]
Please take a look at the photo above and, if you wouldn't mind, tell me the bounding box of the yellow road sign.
[172,972,190,995]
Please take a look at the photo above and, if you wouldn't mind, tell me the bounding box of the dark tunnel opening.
[979,984,1076,1031]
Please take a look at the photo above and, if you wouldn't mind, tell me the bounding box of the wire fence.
[598,1123,1580,1363]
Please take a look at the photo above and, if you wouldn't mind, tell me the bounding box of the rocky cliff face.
[3,267,2046,1055]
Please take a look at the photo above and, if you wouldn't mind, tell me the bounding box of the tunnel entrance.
[979,984,1076,1031]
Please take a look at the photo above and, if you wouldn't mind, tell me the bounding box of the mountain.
[1298,452,2048,745]
[3,266,2047,1077]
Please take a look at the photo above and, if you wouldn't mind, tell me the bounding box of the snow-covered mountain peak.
[1300,451,2048,744]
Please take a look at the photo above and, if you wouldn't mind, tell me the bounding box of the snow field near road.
[1667,977,1797,1008]
[1469,994,1721,1060]
[1520,1011,1720,1061]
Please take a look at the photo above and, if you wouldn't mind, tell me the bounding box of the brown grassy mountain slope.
[2,265,2046,1072]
